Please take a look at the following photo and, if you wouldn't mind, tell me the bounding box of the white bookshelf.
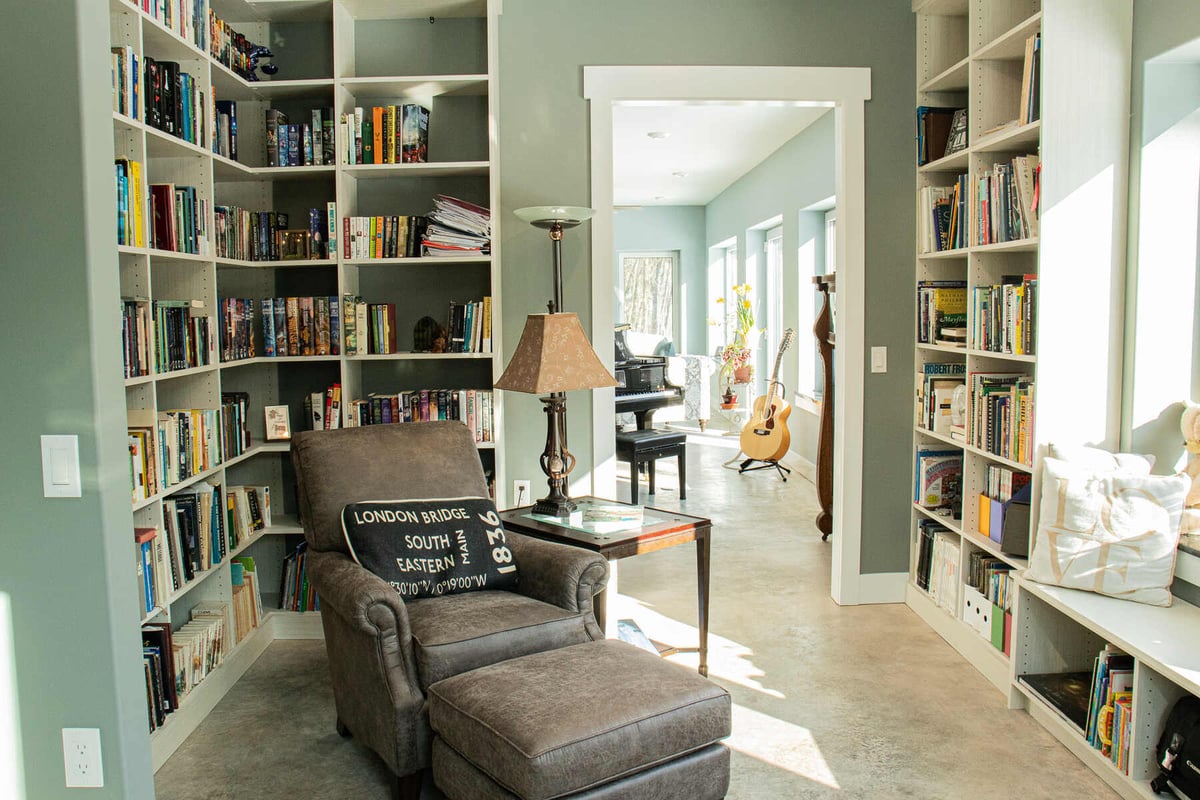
[108,0,501,766]
[909,3,1200,799]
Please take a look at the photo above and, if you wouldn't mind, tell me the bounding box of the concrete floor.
[155,434,1119,799]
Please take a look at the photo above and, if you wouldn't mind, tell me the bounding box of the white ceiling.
[612,102,832,207]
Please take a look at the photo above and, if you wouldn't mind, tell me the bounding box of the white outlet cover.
[62,728,103,788]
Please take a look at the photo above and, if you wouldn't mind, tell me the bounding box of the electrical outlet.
[62,728,103,788]
[513,480,531,506]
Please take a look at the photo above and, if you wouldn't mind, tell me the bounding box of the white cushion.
[1047,443,1155,473]
[1026,457,1188,606]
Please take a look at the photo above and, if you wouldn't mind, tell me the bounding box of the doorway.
[584,66,871,605]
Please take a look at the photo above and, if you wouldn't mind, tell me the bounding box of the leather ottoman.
[428,639,731,799]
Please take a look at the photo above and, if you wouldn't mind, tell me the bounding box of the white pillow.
[1026,456,1188,606]
[1046,443,1155,473]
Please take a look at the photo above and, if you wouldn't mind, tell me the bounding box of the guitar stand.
[738,457,790,482]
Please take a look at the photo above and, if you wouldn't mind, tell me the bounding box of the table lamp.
[495,206,617,516]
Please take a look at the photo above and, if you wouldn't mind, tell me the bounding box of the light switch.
[41,435,81,498]
[871,346,888,373]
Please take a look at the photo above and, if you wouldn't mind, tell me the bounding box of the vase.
[733,365,752,384]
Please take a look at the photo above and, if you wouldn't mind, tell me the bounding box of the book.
[1020,672,1093,733]
[916,106,959,166]
[402,104,430,163]
[616,619,659,655]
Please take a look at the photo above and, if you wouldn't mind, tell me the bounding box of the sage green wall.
[499,1,915,573]
[613,206,707,353]
[0,1,153,797]
[705,111,834,418]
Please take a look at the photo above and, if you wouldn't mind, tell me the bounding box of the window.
[765,226,783,368]
[618,251,676,339]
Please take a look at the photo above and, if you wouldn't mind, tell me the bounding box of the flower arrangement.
[712,283,759,389]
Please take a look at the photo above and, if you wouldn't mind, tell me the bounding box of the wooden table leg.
[696,530,710,677]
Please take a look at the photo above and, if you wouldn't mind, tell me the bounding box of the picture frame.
[264,405,292,440]
[276,229,312,260]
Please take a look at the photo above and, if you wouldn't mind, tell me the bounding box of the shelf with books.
[344,254,492,266]
[914,503,963,535]
[211,157,338,182]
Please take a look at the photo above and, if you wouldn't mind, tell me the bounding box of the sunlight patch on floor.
[728,702,841,789]
[611,594,785,699]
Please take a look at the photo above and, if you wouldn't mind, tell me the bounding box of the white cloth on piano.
[666,354,716,424]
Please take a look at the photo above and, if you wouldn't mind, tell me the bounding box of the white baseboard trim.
[854,572,908,604]
[784,449,816,484]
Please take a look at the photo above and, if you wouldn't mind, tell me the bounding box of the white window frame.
[616,250,680,344]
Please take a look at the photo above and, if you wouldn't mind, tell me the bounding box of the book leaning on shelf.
[973,154,1040,245]
[226,485,271,548]
[111,45,141,121]
[446,297,494,353]
[281,541,319,612]
[914,447,962,515]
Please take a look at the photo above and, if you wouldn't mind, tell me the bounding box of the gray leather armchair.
[291,422,609,798]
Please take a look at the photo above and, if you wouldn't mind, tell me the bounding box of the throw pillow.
[341,496,518,599]
[1025,457,1188,606]
[1047,443,1155,474]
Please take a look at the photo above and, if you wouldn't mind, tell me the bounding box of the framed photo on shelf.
[265,405,292,441]
[276,229,312,260]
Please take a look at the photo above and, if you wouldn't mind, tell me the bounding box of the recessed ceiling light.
[671,171,688,179]
[653,195,667,201]
[646,131,670,140]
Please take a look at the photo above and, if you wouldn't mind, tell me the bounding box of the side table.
[500,497,712,676]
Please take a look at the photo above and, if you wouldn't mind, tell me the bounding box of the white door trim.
[584,65,871,605]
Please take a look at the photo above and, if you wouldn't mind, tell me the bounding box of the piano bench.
[615,429,687,505]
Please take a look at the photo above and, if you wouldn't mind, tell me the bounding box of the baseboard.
[854,571,907,604]
[784,449,816,483]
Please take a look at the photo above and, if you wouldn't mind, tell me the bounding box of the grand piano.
[614,326,682,430]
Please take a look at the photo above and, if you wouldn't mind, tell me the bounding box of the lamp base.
[532,496,578,518]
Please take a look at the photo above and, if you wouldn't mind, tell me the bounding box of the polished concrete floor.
[155,434,1119,799]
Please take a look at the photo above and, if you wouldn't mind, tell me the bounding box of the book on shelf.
[338,104,429,165]
[142,58,206,147]
[915,106,960,166]
[134,527,157,615]
[280,541,319,612]
[914,447,962,513]
[918,185,955,253]
[111,45,140,120]
[149,183,209,255]
[968,372,1035,464]
[342,215,431,260]
[447,297,494,353]
[1086,646,1134,758]
[115,159,147,247]
[973,155,1040,245]
[922,526,960,612]
[214,100,236,161]
[1019,33,1041,125]
[916,281,966,344]
[942,108,968,157]
[1020,671,1094,734]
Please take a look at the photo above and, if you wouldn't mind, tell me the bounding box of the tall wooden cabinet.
[108,0,501,768]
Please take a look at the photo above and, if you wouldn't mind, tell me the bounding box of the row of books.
[973,155,1040,246]
[342,215,429,260]
[111,46,141,121]
[345,389,495,443]
[966,550,1014,613]
[281,542,319,612]
[214,100,237,161]
[984,463,1032,504]
[913,447,962,514]
[121,298,212,378]
[214,205,335,262]
[265,108,337,168]
[207,10,262,82]
[306,384,343,431]
[150,183,210,255]
[116,159,148,248]
[127,402,246,502]
[217,296,344,362]
[915,521,959,614]
[916,280,966,345]
[1019,33,1042,126]
[1087,645,1134,773]
[447,298,494,354]
[144,58,207,147]
[915,106,963,166]
[969,372,1035,465]
[962,551,1014,655]
[226,485,272,550]
[914,361,965,435]
[339,104,429,165]
[918,184,956,253]
[972,274,1038,355]
[137,0,206,51]
[344,299,398,355]
[142,607,229,733]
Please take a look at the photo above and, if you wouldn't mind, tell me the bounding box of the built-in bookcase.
[909,3,1200,798]
[108,0,501,769]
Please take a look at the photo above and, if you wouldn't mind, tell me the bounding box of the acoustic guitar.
[740,328,796,462]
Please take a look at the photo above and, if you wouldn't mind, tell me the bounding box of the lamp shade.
[495,313,618,394]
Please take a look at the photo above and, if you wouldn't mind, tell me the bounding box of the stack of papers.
[424,195,490,256]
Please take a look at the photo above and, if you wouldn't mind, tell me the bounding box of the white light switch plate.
[870,346,887,373]
[41,435,81,498]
